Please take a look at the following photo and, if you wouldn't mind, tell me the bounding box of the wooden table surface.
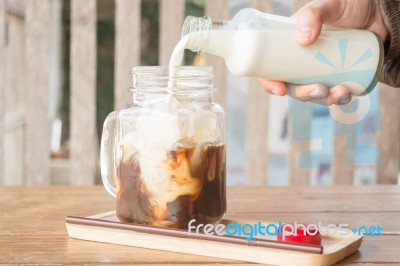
[1,185,399,265]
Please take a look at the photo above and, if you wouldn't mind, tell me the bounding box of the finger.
[311,84,351,106]
[330,84,352,105]
[295,0,341,46]
[286,83,329,101]
[258,79,287,96]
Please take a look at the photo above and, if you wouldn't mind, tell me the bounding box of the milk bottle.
[170,8,384,96]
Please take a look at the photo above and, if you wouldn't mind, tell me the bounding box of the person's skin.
[259,0,390,105]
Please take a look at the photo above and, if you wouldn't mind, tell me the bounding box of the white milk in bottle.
[170,8,384,96]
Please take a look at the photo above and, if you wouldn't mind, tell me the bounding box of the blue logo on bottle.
[288,39,376,93]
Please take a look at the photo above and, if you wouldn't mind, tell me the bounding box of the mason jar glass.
[100,66,226,228]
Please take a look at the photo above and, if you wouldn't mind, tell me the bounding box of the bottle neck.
[181,9,298,54]
[181,16,228,54]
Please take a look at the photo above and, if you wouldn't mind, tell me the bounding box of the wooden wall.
[70,0,97,184]
[0,0,398,186]
[2,0,27,185]
[25,0,52,184]
[245,0,273,185]
[114,0,140,109]
[205,0,228,109]
[159,0,185,66]
[0,0,4,184]
[377,84,400,184]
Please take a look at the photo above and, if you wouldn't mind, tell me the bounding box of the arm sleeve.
[379,0,400,87]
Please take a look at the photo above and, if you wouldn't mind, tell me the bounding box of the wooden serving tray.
[66,211,362,266]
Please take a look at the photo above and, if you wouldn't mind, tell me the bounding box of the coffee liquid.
[116,143,226,228]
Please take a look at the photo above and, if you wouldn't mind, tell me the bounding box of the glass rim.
[130,65,213,74]
[130,66,215,93]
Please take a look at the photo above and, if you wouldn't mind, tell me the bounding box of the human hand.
[260,0,389,105]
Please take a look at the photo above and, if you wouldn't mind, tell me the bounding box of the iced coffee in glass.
[100,66,226,228]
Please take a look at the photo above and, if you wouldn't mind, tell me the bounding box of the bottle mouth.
[181,16,220,53]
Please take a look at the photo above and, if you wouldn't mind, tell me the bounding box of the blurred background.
[0,0,399,186]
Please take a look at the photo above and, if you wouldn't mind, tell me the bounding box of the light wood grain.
[376,83,400,184]
[0,186,399,265]
[70,0,97,185]
[0,235,232,265]
[159,0,185,66]
[114,0,141,110]
[0,0,5,183]
[205,0,228,109]
[25,0,51,184]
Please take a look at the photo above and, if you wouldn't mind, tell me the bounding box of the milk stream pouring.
[170,8,384,96]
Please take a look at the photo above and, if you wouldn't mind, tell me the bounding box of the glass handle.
[100,111,118,197]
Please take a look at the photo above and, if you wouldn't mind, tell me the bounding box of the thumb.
[295,1,339,46]
[295,7,323,46]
